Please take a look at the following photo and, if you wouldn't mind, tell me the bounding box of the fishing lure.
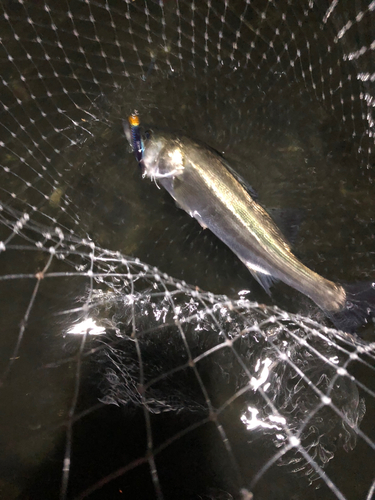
[128,111,144,166]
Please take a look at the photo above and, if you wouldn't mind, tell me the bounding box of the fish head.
[124,117,185,180]
[142,130,185,180]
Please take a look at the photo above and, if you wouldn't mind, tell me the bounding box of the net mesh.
[1,1,375,499]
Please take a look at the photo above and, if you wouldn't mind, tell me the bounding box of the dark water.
[0,1,374,499]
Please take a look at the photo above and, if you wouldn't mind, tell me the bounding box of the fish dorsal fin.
[266,208,303,247]
[197,140,258,201]
[222,160,259,200]
[221,152,302,246]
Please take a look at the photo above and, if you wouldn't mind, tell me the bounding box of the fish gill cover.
[0,1,374,499]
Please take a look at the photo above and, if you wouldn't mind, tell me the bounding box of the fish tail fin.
[329,282,375,334]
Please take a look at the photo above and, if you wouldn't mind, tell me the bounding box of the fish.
[125,122,375,334]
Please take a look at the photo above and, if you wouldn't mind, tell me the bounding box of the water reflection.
[66,317,106,336]
[77,277,365,487]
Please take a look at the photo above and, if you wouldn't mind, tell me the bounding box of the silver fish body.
[141,131,346,315]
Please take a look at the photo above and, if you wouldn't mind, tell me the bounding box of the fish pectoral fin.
[175,201,207,229]
[247,268,278,296]
[175,200,187,212]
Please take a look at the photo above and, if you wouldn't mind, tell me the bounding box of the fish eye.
[144,129,152,140]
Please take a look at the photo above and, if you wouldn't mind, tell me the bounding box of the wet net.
[1,1,375,499]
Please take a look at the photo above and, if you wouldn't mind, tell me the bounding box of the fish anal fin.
[247,268,278,296]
